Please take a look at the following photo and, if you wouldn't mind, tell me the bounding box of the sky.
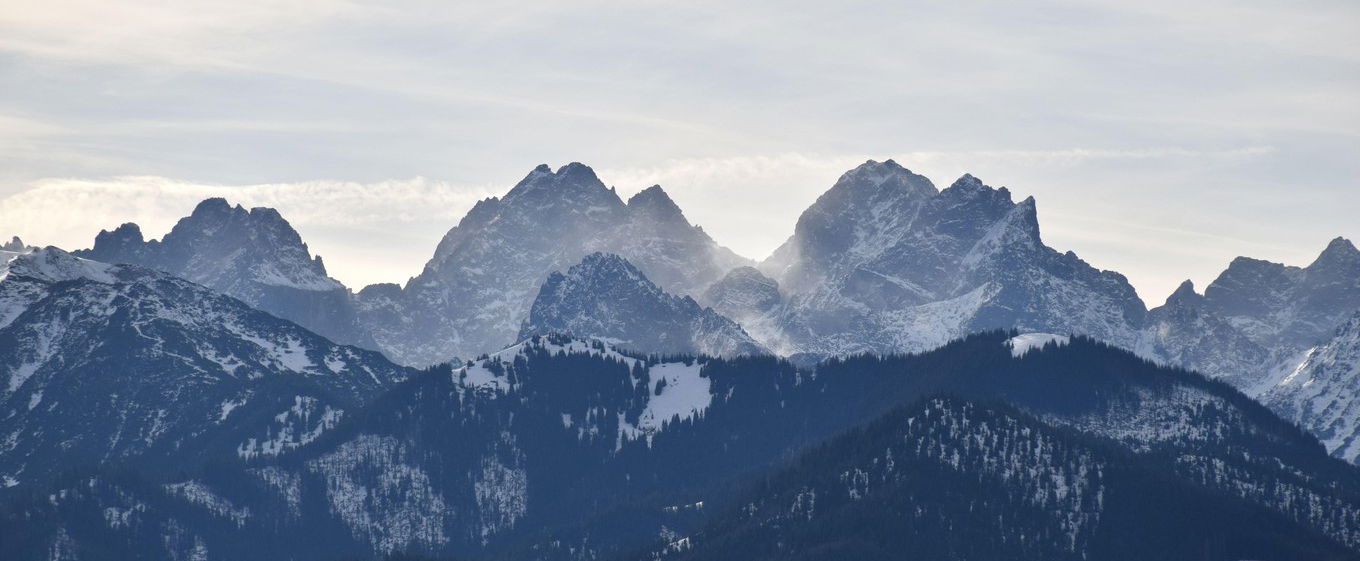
[0,0,1357,303]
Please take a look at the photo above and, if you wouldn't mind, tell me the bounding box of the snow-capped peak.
[6,247,116,285]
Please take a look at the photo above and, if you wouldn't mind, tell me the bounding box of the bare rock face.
[520,253,766,358]
[1202,237,1360,349]
[357,163,750,366]
[1141,238,1360,462]
[751,159,1146,358]
[75,198,375,349]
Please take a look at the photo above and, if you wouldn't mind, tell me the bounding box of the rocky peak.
[704,266,783,314]
[357,282,403,300]
[520,253,766,357]
[1218,255,1290,278]
[1307,236,1360,272]
[369,161,750,366]
[86,223,147,263]
[819,159,937,208]
[1164,279,1204,308]
[156,199,325,278]
[1199,238,1360,351]
[843,159,935,190]
[555,161,599,183]
[1297,236,1360,327]
[189,196,238,218]
[503,162,616,205]
[950,173,985,190]
[941,174,1014,205]
[72,198,368,347]
[933,175,1030,250]
[956,195,1046,274]
[714,266,779,291]
[1009,196,1042,244]
[775,161,937,282]
[1,236,27,252]
[626,185,687,225]
[1203,257,1296,308]
[561,252,647,285]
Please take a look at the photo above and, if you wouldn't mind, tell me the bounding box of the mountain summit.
[76,198,373,348]
[732,161,1145,357]
[357,163,750,366]
[519,253,767,357]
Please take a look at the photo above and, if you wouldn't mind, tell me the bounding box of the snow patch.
[237,395,343,459]
[218,396,247,422]
[163,480,251,525]
[619,360,711,445]
[6,248,116,285]
[1007,333,1071,357]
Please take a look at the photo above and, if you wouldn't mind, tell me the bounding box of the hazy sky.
[1,0,1357,303]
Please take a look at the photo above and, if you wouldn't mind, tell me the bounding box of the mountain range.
[35,160,1359,465]
[76,198,374,349]
[5,333,1358,559]
[3,158,1360,559]
[355,164,750,367]
[39,160,1360,464]
[0,247,412,489]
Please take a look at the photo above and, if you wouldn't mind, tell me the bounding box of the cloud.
[599,145,1277,255]
[0,0,371,68]
[0,175,499,288]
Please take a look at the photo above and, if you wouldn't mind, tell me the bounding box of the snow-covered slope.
[1137,280,1275,389]
[657,395,1358,561]
[0,238,34,285]
[717,160,1360,464]
[1139,239,1360,462]
[7,332,1359,560]
[456,334,724,448]
[75,198,374,348]
[1263,312,1360,462]
[357,163,750,366]
[519,253,766,358]
[0,248,413,487]
[744,160,1145,357]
